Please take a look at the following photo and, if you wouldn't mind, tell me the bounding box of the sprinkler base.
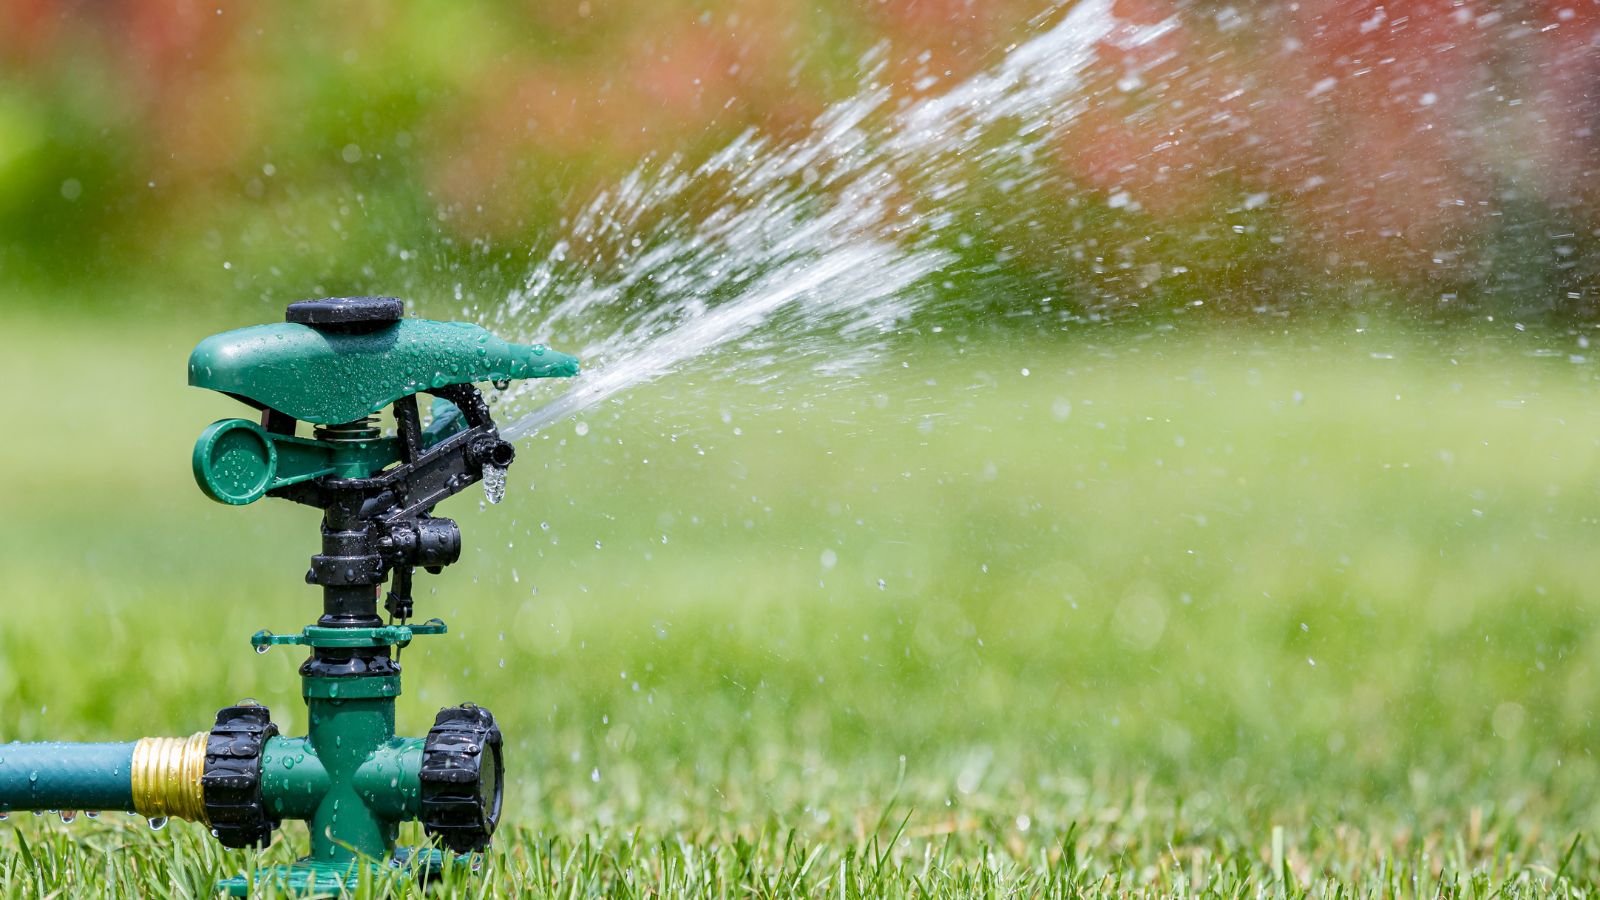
[217,847,452,897]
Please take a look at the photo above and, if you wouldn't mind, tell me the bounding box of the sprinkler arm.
[187,316,576,427]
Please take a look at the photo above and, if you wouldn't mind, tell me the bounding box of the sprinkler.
[0,296,578,895]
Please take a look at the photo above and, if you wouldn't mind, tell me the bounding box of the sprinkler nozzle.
[467,436,516,470]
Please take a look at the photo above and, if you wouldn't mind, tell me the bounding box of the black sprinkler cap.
[286,296,404,332]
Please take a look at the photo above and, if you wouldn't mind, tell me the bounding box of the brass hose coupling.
[130,733,210,823]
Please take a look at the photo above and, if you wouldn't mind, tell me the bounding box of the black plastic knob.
[286,296,404,332]
[200,704,280,849]
[419,704,504,853]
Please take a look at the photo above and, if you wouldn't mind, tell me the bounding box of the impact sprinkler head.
[184,296,577,892]
[190,295,576,622]
[0,296,576,897]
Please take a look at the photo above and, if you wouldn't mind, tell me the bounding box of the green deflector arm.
[188,318,577,425]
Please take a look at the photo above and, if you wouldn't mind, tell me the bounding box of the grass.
[4,308,1600,895]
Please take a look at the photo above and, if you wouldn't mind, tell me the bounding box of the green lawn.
[3,311,1600,896]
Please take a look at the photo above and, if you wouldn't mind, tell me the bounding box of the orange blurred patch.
[1057,0,1501,276]
[1058,0,1252,216]
[868,0,1039,86]
[431,0,819,235]
[1524,0,1600,209]
[0,0,64,65]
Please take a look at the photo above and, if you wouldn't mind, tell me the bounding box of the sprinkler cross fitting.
[0,296,577,896]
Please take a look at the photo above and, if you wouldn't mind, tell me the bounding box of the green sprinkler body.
[0,297,578,895]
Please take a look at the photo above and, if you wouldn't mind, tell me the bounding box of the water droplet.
[84,811,98,819]
[59,810,76,824]
[482,465,507,504]
[148,816,168,831]
[590,767,601,783]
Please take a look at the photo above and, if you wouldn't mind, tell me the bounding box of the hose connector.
[131,733,210,823]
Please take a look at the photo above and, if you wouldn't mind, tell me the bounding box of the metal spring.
[314,415,381,444]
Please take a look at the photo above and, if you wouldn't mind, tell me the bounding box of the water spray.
[0,297,577,894]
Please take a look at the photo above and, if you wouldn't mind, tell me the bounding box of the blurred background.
[2,0,1598,316]
[5,0,1600,891]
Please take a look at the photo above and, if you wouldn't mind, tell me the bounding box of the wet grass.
[3,309,1600,896]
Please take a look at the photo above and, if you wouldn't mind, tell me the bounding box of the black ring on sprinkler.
[200,704,280,849]
[419,704,504,853]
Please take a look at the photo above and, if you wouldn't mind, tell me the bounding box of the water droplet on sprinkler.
[148,816,168,831]
[482,465,507,504]
[59,810,76,824]
[255,645,269,654]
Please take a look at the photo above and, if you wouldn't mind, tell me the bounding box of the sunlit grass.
[3,311,1600,895]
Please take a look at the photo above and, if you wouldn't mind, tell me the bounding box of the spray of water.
[485,0,1170,440]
